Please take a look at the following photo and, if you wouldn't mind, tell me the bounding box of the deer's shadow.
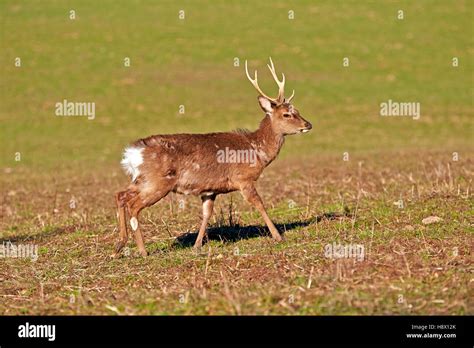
[171,212,348,249]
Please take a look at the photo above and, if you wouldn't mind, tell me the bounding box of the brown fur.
[114,84,312,257]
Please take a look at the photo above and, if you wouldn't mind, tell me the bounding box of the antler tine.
[267,57,286,103]
[286,89,295,103]
[245,60,278,103]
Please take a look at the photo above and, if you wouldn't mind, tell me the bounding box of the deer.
[113,58,312,257]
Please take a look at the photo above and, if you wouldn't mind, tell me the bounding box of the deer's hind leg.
[125,182,173,257]
[113,189,138,257]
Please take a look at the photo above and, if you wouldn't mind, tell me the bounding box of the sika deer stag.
[114,58,312,257]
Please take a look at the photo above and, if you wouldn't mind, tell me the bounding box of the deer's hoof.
[273,235,284,243]
[110,252,122,259]
[114,240,127,253]
[193,244,205,255]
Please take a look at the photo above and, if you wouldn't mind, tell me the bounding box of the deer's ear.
[258,96,274,114]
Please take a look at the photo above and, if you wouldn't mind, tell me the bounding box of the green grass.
[1,0,473,169]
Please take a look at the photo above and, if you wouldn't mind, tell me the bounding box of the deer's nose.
[304,122,312,130]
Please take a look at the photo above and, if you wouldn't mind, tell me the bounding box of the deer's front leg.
[240,183,283,242]
[194,194,216,250]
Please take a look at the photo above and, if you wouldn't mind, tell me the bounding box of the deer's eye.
[283,113,292,118]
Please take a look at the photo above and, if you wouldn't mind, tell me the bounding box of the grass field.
[0,1,472,315]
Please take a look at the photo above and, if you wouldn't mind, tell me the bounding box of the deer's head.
[245,58,312,136]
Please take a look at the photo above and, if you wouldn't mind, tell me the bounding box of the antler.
[245,60,278,103]
[245,57,295,104]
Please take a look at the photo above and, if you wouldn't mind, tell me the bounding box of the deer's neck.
[252,115,285,166]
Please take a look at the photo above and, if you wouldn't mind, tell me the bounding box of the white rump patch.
[121,146,144,182]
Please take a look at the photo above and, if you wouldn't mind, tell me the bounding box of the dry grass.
[0,150,472,315]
